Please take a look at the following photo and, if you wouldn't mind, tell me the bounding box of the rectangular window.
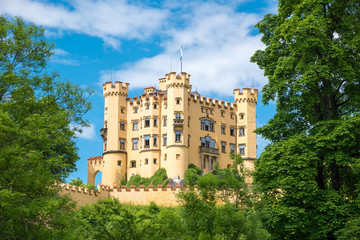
[104,140,107,151]
[145,118,150,127]
[154,104,157,109]
[163,135,167,146]
[153,135,158,146]
[221,142,226,153]
[146,104,150,109]
[239,144,245,155]
[230,144,235,152]
[154,117,158,127]
[175,131,181,142]
[221,110,225,117]
[134,108,138,113]
[131,161,136,168]
[121,108,125,113]
[133,121,138,131]
[132,139,138,150]
[239,127,245,136]
[144,135,150,148]
[176,113,181,119]
[120,121,125,130]
[201,120,214,131]
[120,139,125,150]
[188,135,190,147]
[221,125,226,134]
[164,117,167,126]
[153,158,157,164]
[145,159,149,165]
[230,127,234,136]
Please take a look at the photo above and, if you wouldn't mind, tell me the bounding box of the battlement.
[233,88,258,103]
[103,81,129,97]
[164,72,190,87]
[88,156,103,166]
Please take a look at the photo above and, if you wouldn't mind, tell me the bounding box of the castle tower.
[100,81,129,186]
[233,88,258,173]
[162,72,190,178]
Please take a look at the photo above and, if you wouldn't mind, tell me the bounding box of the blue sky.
[1,0,277,184]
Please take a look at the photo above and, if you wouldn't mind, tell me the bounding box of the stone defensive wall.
[58,183,186,207]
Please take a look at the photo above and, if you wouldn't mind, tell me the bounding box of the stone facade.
[88,72,258,186]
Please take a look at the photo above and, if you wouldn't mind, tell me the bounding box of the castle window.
[134,107,138,113]
[175,113,181,119]
[145,118,150,127]
[164,154,167,161]
[221,142,226,153]
[221,125,226,134]
[154,103,157,109]
[145,104,150,110]
[230,144,235,152]
[145,159,149,165]
[201,107,204,113]
[230,127,235,136]
[231,113,235,119]
[153,135,158,146]
[132,139,138,150]
[188,117,190,127]
[239,127,245,136]
[120,121,125,131]
[175,131,181,142]
[130,161,136,168]
[176,98,181,105]
[201,136,215,148]
[144,135,150,148]
[221,110,225,117]
[201,120,214,131]
[133,121,138,131]
[154,117,158,127]
[120,139,125,150]
[121,107,125,113]
[163,117,167,126]
[210,109,213,115]
[104,140,107,151]
[239,144,245,155]
[153,158,157,164]
[188,135,190,147]
[176,154,180,160]
[239,114,244,120]
[117,160,122,166]
[163,135,167,146]
[164,103,167,109]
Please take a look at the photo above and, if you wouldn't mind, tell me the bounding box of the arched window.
[200,120,214,131]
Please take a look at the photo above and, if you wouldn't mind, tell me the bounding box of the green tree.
[0,16,91,238]
[251,1,360,239]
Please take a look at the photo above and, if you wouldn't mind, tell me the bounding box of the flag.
[180,46,183,61]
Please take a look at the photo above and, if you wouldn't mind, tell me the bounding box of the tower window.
[221,110,225,117]
[132,139,138,150]
[176,98,181,105]
[230,127,235,136]
[153,135,158,146]
[146,104,150,109]
[154,103,157,109]
[175,131,181,142]
[144,135,150,148]
[231,113,235,119]
[164,154,167,161]
[104,140,107,151]
[120,139,125,150]
[133,121,138,131]
[239,144,245,155]
[163,117,167,126]
[239,114,244,120]
[176,154,180,160]
[239,127,245,136]
[117,160,122,166]
[120,121,125,130]
[154,117,158,127]
[153,158,157,164]
[175,113,181,119]
[145,159,149,165]
[121,107,125,113]
[130,160,136,168]
[145,118,150,127]
[134,107,138,113]
[163,135,167,146]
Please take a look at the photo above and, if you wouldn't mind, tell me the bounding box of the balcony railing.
[199,146,219,155]
[173,119,184,125]
[100,128,107,140]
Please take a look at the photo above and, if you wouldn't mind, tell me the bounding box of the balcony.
[173,119,184,130]
[199,146,219,155]
[100,128,107,140]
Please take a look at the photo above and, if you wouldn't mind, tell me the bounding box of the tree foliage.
[0,16,91,238]
[125,168,169,187]
[251,1,360,239]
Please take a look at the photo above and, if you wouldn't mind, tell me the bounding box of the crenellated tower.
[162,72,190,178]
[233,88,258,172]
[101,81,129,186]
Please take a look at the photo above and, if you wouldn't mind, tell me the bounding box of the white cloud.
[71,123,97,140]
[50,48,80,66]
[102,2,267,96]
[0,0,168,49]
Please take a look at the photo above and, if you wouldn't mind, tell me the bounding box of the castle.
[87,72,258,187]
